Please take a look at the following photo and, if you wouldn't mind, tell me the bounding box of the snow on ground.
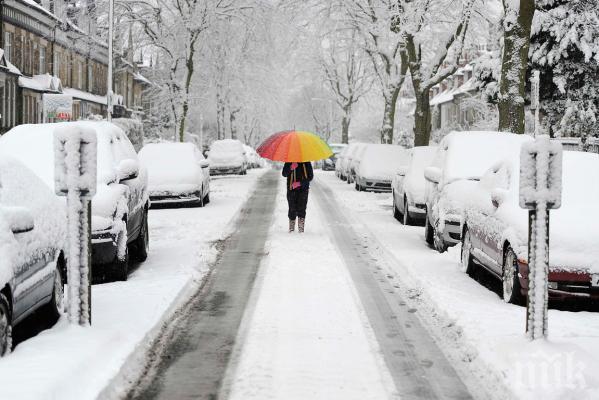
[317,170,599,400]
[0,169,267,400]
[225,177,398,400]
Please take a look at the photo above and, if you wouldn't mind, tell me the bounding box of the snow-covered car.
[347,143,368,184]
[0,122,149,282]
[208,139,247,175]
[339,143,364,181]
[424,131,532,253]
[0,157,67,355]
[323,143,347,171]
[139,142,210,208]
[461,150,599,304]
[392,146,437,225]
[243,145,263,169]
[354,144,410,192]
[335,145,350,179]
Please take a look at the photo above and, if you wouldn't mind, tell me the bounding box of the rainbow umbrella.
[257,130,333,162]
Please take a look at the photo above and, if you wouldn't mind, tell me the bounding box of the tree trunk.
[341,115,350,144]
[230,107,240,140]
[498,0,535,134]
[381,87,400,144]
[178,36,198,143]
[216,86,225,140]
[414,91,432,146]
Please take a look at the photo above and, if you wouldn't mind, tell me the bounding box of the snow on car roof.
[359,144,409,178]
[442,131,533,183]
[139,142,200,186]
[0,122,132,188]
[211,139,244,152]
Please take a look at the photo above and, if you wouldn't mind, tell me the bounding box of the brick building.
[0,0,150,133]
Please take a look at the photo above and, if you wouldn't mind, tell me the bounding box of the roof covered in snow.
[18,74,62,92]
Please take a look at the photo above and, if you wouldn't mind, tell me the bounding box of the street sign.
[43,94,73,123]
[54,125,97,326]
[519,136,563,340]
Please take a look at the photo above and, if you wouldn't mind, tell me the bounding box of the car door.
[113,132,146,243]
[0,163,58,322]
[479,166,510,274]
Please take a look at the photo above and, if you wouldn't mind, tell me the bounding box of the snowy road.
[131,170,279,399]
[131,170,474,400]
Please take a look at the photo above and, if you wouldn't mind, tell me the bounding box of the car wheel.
[424,211,434,246]
[204,192,210,204]
[433,226,448,253]
[131,211,149,262]
[460,227,475,276]
[402,197,412,226]
[502,246,523,305]
[45,265,65,319]
[355,183,360,191]
[0,293,12,357]
[113,231,129,281]
[393,193,401,220]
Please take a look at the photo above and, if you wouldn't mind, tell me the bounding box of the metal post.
[106,0,114,122]
[520,136,562,340]
[54,127,97,326]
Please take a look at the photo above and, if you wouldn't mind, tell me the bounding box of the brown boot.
[289,219,296,232]
[298,218,305,233]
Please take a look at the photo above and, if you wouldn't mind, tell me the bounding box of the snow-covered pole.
[530,70,540,137]
[519,136,562,340]
[54,126,98,326]
[106,0,114,122]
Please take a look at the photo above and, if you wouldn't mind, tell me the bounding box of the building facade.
[0,0,150,133]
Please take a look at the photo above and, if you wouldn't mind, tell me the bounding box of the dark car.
[0,122,149,282]
[0,157,67,355]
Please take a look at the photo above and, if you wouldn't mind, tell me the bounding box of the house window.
[88,64,93,92]
[78,62,83,89]
[40,47,46,74]
[54,51,60,77]
[4,32,12,63]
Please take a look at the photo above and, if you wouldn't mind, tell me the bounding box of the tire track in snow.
[313,180,473,400]
[129,170,279,400]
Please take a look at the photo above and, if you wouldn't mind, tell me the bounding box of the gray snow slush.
[131,170,278,400]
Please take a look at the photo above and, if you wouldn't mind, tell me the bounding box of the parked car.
[347,143,368,184]
[208,139,247,175]
[354,144,410,192]
[335,146,351,179]
[461,151,599,304]
[0,157,67,355]
[423,131,532,253]
[0,121,149,282]
[323,143,347,171]
[392,146,437,225]
[139,142,210,208]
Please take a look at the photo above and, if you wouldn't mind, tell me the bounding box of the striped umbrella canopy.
[257,130,333,162]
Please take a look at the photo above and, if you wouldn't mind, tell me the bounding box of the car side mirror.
[424,166,442,184]
[491,188,508,208]
[4,206,35,234]
[118,159,140,182]
[199,160,210,169]
[397,166,408,177]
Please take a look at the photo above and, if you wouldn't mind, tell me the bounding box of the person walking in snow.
[282,161,313,233]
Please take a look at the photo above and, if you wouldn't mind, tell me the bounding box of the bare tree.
[343,0,409,144]
[401,0,477,146]
[321,29,372,143]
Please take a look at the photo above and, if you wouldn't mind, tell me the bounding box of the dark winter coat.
[282,162,314,191]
